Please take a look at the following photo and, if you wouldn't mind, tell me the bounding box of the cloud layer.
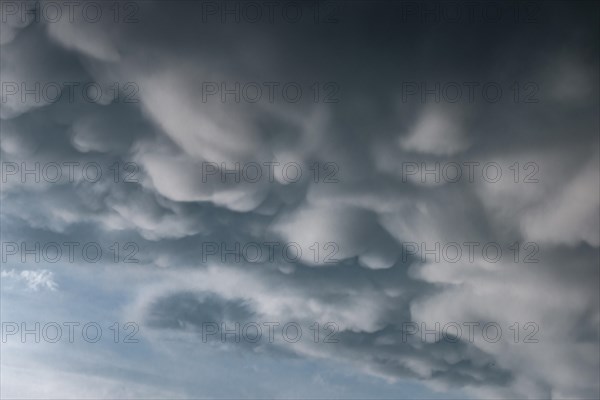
[1,1,598,398]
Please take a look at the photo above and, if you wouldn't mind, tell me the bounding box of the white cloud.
[1,269,58,291]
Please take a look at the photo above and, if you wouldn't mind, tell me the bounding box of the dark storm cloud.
[1,0,598,398]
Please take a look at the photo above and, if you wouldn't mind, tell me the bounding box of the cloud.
[1,269,58,291]
[1,1,598,398]
[399,105,470,156]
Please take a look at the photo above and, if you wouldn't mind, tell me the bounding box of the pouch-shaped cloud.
[399,105,470,156]
[1,1,598,398]
[271,204,400,268]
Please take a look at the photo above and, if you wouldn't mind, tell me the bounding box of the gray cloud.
[1,1,598,398]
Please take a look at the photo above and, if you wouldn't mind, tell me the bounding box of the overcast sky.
[1,1,599,399]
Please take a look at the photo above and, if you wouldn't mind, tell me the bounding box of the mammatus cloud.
[399,105,471,156]
[1,1,598,399]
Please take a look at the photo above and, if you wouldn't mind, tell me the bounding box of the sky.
[0,0,599,399]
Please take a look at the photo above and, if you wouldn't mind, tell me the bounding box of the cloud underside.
[1,2,599,399]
